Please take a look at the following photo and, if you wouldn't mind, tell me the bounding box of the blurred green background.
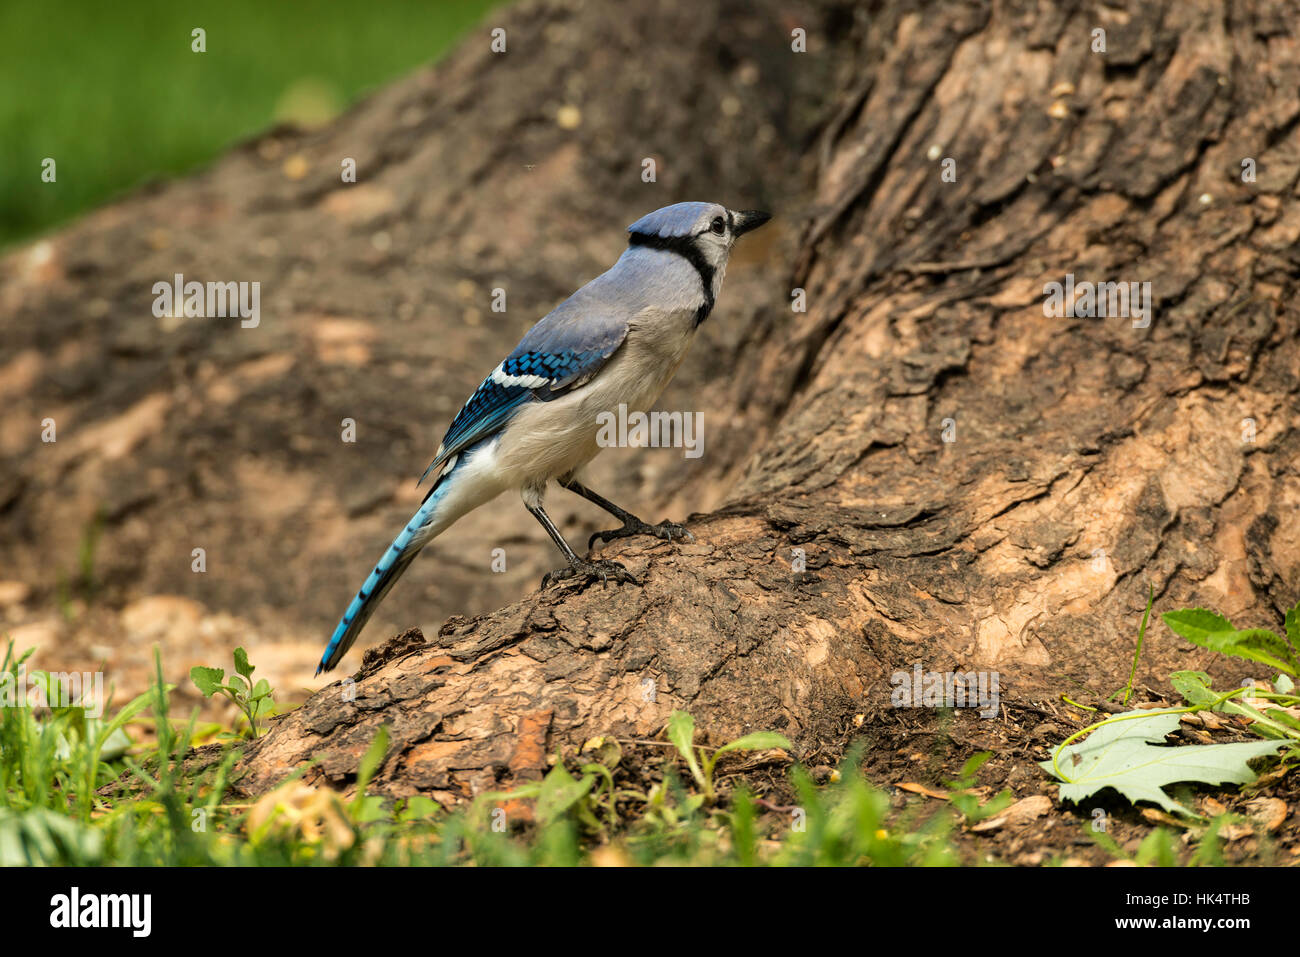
[0,0,500,248]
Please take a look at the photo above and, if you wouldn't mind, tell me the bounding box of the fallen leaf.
[1002,794,1052,825]
[1196,710,1224,731]
[896,782,948,800]
[1244,797,1287,832]
[1201,796,1228,816]
[975,795,1052,830]
[1219,822,1252,841]
[1041,710,1288,815]
[1141,807,1193,829]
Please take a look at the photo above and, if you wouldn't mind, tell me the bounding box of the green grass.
[7,594,1288,865]
[0,0,499,247]
[3,637,1262,866]
[0,641,982,866]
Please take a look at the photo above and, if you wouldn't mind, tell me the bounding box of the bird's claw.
[541,558,641,590]
[588,519,693,549]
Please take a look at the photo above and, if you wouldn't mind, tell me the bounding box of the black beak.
[732,209,772,237]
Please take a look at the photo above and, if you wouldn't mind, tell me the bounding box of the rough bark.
[4,0,1299,805]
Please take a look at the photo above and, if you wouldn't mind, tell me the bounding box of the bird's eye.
[710,216,726,235]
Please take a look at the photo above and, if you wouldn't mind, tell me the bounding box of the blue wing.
[418,302,629,487]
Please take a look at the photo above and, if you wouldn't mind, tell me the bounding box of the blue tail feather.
[316,481,450,675]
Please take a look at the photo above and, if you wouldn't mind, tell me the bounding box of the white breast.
[493,304,699,491]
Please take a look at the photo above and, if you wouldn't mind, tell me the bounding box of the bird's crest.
[626,202,719,239]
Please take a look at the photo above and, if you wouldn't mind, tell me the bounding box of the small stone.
[556,104,582,129]
[282,154,309,181]
[0,581,31,607]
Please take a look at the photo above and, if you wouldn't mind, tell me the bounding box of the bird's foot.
[588,518,694,549]
[541,557,641,590]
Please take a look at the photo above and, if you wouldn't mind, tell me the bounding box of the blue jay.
[317,202,771,674]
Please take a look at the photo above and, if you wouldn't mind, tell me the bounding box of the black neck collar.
[628,232,716,325]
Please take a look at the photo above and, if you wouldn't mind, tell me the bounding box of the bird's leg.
[558,476,694,548]
[526,502,640,589]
